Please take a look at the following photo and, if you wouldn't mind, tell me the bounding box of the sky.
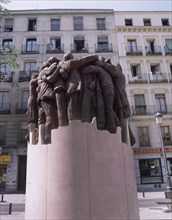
[4,0,172,11]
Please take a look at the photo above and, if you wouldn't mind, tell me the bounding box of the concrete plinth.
[25,119,140,220]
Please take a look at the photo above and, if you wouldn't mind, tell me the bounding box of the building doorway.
[17,156,27,192]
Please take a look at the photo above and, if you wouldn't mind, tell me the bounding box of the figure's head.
[105,58,111,64]
[48,56,60,65]
[99,56,105,62]
[64,52,74,61]
[41,62,49,70]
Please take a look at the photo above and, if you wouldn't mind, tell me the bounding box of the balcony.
[149,72,169,83]
[145,46,162,55]
[164,46,172,55]
[128,73,148,84]
[16,103,27,114]
[0,72,13,82]
[19,70,39,82]
[71,43,89,53]
[126,46,143,56]
[46,44,64,54]
[128,72,170,84]
[21,44,40,54]
[131,105,172,116]
[95,43,113,52]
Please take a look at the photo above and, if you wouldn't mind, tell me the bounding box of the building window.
[155,94,167,114]
[139,159,163,184]
[125,19,133,26]
[0,91,10,113]
[96,35,111,52]
[161,126,171,146]
[73,17,83,30]
[0,63,12,81]
[72,36,86,52]
[138,127,150,147]
[51,18,60,31]
[167,159,172,176]
[28,18,37,31]
[134,94,146,115]
[150,64,160,75]
[19,123,28,143]
[146,39,155,53]
[50,37,61,50]
[96,18,106,30]
[127,39,137,54]
[4,18,14,32]
[0,125,6,145]
[143,19,151,26]
[26,39,37,52]
[24,62,37,74]
[22,90,29,110]
[164,39,172,54]
[2,39,13,48]
[161,19,169,26]
[131,64,141,78]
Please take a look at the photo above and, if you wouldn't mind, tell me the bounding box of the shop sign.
[0,155,11,164]
[133,147,172,155]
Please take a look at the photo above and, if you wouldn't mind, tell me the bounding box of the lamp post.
[155,112,172,192]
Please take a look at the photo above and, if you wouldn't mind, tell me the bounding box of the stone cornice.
[116,26,172,33]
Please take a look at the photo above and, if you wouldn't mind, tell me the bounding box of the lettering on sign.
[133,147,172,155]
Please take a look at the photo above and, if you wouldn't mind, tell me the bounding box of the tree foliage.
[0,0,19,70]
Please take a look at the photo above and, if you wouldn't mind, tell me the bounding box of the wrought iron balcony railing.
[126,46,143,56]
[19,70,39,82]
[95,43,113,52]
[71,43,89,53]
[131,105,172,116]
[164,46,172,55]
[0,45,15,53]
[149,72,169,83]
[46,44,64,54]
[145,46,162,55]
[0,72,13,82]
[127,72,171,84]
[21,44,40,54]
[128,73,148,83]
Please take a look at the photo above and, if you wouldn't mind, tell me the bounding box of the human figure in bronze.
[37,61,58,143]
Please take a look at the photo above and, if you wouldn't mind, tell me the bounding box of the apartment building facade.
[0,9,171,192]
[0,9,117,192]
[115,11,172,191]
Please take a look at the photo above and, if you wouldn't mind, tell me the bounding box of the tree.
[0,0,19,81]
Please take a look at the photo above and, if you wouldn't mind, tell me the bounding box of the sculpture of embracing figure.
[26,52,135,145]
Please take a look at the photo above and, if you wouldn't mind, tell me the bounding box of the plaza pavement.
[0,191,172,220]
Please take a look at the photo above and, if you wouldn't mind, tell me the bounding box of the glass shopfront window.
[139,159,163,184]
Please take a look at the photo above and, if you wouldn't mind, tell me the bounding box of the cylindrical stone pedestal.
[25,119,140,220]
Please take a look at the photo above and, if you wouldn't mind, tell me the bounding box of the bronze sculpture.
[26,52,135,145]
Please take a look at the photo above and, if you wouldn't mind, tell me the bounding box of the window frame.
[51,18,60,31]
[138,126,150,147]
[125,19,133,26]
[73,17,83,30]
[139,158,163,184]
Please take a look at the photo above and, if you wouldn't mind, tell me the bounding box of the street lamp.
[155,112,172,192]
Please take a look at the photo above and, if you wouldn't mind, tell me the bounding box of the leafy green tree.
[0,0,19,81]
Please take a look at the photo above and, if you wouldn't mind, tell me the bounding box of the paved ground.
[0,191,172,219]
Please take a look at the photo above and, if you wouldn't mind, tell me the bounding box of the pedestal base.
[25,119,140,220]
